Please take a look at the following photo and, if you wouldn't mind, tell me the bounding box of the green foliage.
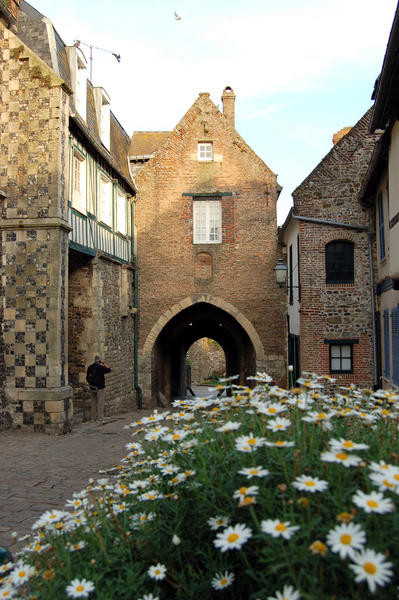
[1,374,399,599]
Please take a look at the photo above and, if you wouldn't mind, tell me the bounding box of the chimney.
[221,86,236,129]
[332,126,352,145]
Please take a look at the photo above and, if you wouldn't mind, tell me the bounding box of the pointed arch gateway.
[140,295,266,404]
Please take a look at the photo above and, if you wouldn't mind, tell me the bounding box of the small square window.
[328,343,353,374]
[198,142,213,161]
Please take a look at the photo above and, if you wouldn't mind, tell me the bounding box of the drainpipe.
[131,198,143,409]
[368,232,378,389]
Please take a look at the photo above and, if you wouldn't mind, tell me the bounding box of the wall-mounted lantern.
[274,258,288,287]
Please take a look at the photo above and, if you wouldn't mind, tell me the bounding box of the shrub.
[1,373,398,599]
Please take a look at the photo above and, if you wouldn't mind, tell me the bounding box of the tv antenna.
[73,40,121,83]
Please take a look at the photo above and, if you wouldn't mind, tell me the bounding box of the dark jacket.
[86,363,111,390]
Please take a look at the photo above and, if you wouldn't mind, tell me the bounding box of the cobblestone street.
[0,409,154,551]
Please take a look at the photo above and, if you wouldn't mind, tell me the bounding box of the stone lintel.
[0,217,72,232]
[8,385,73,404]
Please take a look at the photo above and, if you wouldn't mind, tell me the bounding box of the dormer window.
[93,87,111,150]
[76,53,87,119]
[66,46,87,120]
[198,142,213,161]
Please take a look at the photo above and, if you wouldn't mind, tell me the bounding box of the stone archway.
[139,294,266,405]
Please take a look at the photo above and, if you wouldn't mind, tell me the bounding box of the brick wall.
[293,110,378,387]
[135,92,286,404]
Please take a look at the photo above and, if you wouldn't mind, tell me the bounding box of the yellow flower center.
[172,434,181,440]
[228,533,239,543]
[367,500,379,508]
[250,469,259,475]
[241,496,255,505]
[77,586,84,592]
[275,440,285,446]
[340,534,352,545]
[275,522,286,532]
[363,562,377,575]
[305,480,315,486]
[239,487,248,495]
[18,571,26,578]
[268,407,277,413]
[247,438,256,445]
[336,452,348,461]
[317,412,326,419]
[393,474,399,481]
[221,578,228,585]
[382,479,394,488]
[155,569,161,575]
[342,440,354,448]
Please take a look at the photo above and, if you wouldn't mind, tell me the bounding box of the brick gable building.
[280,110,380,387]
[130,88,286,404]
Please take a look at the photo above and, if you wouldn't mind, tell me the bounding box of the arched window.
[325,241,354,284]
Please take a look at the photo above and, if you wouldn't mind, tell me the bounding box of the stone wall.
[0,24,72,431]
[293,110,378,387]
[187,338,225,384]
[68,252,136,420]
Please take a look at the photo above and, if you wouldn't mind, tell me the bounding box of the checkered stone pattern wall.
[0,24,72,431]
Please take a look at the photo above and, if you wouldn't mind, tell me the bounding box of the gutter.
[368,232,378,388]
[127,158,142,409]
[292,214,368,231]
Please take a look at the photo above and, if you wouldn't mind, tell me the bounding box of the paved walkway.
[0,409,154,551]
[0,386,213,552]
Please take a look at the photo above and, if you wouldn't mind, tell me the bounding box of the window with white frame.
[72,149,86,213]
[198,142,213,161]
[116,189,127,235]
[99,174,112,226]
[193,199,221,244]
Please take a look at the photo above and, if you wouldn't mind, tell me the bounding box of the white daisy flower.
[211,570,235,590]
[266,417,291,432]
[302,411,336,423]
[256,403,287,416]
[213,523,253,552]
[326,522,366,558]
[0,586,16,599]
[369,471,399,493]
[208,515,231,530]
[147,563,166,580]
[0,562,14,575]
[292,474,329,493]
[32,509,70,530]
[215,420,242,432]
[237,466,270,479]
[329,438,369,452]
[264,440,295,448]
[267,584,301,600]
[163,429,189,442]
[261,519,299,540]
[69,540,87,552]
[349,548,393,593]
[235,433,266,453]
[66,578,95,598]
[233,485,259,500]
[320,450,362,467]
[352,490,394,513]
[9,562,36,586]
[138,594,159,600]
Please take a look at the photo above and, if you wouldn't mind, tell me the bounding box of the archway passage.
[152,302,257,401]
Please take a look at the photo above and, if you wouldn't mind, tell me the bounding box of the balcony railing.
[68,206,132,263]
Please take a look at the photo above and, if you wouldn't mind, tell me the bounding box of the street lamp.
[274,258,288,287]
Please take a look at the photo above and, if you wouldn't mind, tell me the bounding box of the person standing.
[86,355,111,423]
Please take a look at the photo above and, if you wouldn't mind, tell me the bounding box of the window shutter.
[383,309,390,378]
[392,306,399,386]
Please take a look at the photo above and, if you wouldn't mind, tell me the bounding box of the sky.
[30,0,397,224]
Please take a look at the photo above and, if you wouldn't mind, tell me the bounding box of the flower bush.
[1,373,398,599]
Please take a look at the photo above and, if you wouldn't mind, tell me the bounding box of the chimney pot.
[221,86,236,129]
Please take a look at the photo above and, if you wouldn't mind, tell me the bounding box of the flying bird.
[174,10,182,20]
